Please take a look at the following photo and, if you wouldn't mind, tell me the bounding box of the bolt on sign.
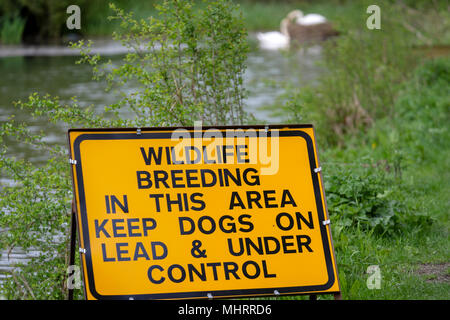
[68,124,340,299]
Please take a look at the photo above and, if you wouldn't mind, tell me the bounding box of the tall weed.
[0,14,25,44]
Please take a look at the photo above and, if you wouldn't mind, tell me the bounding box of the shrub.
[324,165,433,237]
[72,0,249,127]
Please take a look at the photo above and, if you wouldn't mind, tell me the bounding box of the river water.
[0,38,323,288]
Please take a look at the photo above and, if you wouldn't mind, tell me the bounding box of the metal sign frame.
[67,124,341,300]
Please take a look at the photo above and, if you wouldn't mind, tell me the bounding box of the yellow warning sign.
[68,125,340,299]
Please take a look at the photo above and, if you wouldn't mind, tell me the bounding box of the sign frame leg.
[68,199,77,301]
[334,292,342,300]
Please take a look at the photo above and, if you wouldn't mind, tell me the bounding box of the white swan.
[285,10,339,44]
[256,31,288,50]
[256,19,290,50]
[288,10,328,26]
[256,10,335,50]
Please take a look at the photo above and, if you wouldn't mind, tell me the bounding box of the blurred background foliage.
[0,0,448,44]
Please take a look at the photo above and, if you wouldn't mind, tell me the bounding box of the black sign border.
[70,126,337,300]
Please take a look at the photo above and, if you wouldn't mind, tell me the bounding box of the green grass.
[337,227,449,300]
